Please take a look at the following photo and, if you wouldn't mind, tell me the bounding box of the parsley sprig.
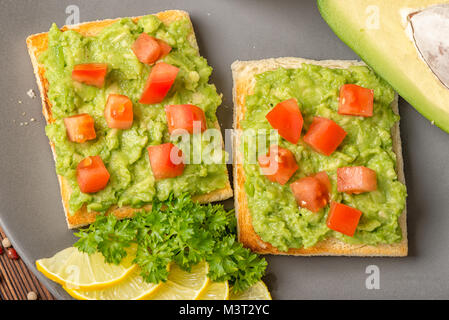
[74,194,267,292]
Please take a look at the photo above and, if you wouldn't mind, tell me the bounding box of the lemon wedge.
[198,281,229,300]
[229,281,272,300]
[64,269,162,300]
[147,261,209,300]
[36,247,136,290]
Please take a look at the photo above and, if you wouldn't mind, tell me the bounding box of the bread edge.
[231,57,407,256]
[26,10,233,229]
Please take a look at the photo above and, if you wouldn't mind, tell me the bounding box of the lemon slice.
[230,281,272,300]
[198,281,229,300]
[64,269,162,300]
[147,261,209,300]
[36,247,136,290]
[145,280,199,300]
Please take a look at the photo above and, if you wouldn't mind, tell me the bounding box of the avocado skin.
[318,0,449,133]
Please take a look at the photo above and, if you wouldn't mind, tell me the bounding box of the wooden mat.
[0,227,54,300]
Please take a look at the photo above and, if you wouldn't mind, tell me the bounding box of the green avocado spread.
[241,64,407,251]
[41,15,229,214]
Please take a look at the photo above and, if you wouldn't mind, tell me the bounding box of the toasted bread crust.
[231,57,407,256]
[26,10,232,229]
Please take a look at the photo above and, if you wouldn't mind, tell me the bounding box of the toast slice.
[26,10,233,229]
[232,57,407,256]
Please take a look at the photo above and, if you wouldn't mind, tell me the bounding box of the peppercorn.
[6,247,19,260]
[2,237,11,248]
[27,291,38,300]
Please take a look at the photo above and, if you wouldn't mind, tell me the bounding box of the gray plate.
[1,0,448,300]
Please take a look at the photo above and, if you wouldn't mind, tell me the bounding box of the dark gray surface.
[0,0,448,300]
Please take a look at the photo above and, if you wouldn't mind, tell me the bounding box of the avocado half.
[318,0,449,133]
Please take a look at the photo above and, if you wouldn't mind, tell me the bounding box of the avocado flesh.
[318,0,449,133]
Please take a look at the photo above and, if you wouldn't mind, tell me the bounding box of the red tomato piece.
[290,174,330,213]
[76,156,110,193]
[303,117,347,156]
[156,39,172,59]
[265,98,303,144]
[165,104,207,134]
[72,63,108,88]
[147,143,185,180]
[64,113,96,143]
[337,166,377,194]
[104,94,134,129]
[258,145,298,185]
[132,33,161,64]
[338,84,374,117]
[313,171,331,194]
[139,62,179,104]
[326,202,362,237]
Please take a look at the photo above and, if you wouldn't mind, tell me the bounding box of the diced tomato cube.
[132,33,172,64]
[313,171,331,193]
[338,84,374,117]
[326,202,362,237]
[132,33,161,64]
[303,117,347,156]
[265,98,303,144]
[64,113,96,143]
[139,62,179,104]
[147,143,185,180]
[337,166,377,194]
[104,94,134,129]
[258,145,298,185]
[72,63,108,88]
[290,172,330,213]
[76,156,110,193]
[156,39,172,59]
[165,104,207,134]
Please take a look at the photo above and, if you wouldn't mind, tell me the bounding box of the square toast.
[26,10,233,229]
[232,57,407,256]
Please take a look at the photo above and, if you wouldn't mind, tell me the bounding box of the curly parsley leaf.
[74,214,135,264]
[74,193,266,292]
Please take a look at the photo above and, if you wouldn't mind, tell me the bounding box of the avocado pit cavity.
[409,4,449,89]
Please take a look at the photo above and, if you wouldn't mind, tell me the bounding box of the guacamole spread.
[41,15,229,214]
[241,64,407,251]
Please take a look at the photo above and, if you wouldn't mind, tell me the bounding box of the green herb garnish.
[74,194,267,292]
